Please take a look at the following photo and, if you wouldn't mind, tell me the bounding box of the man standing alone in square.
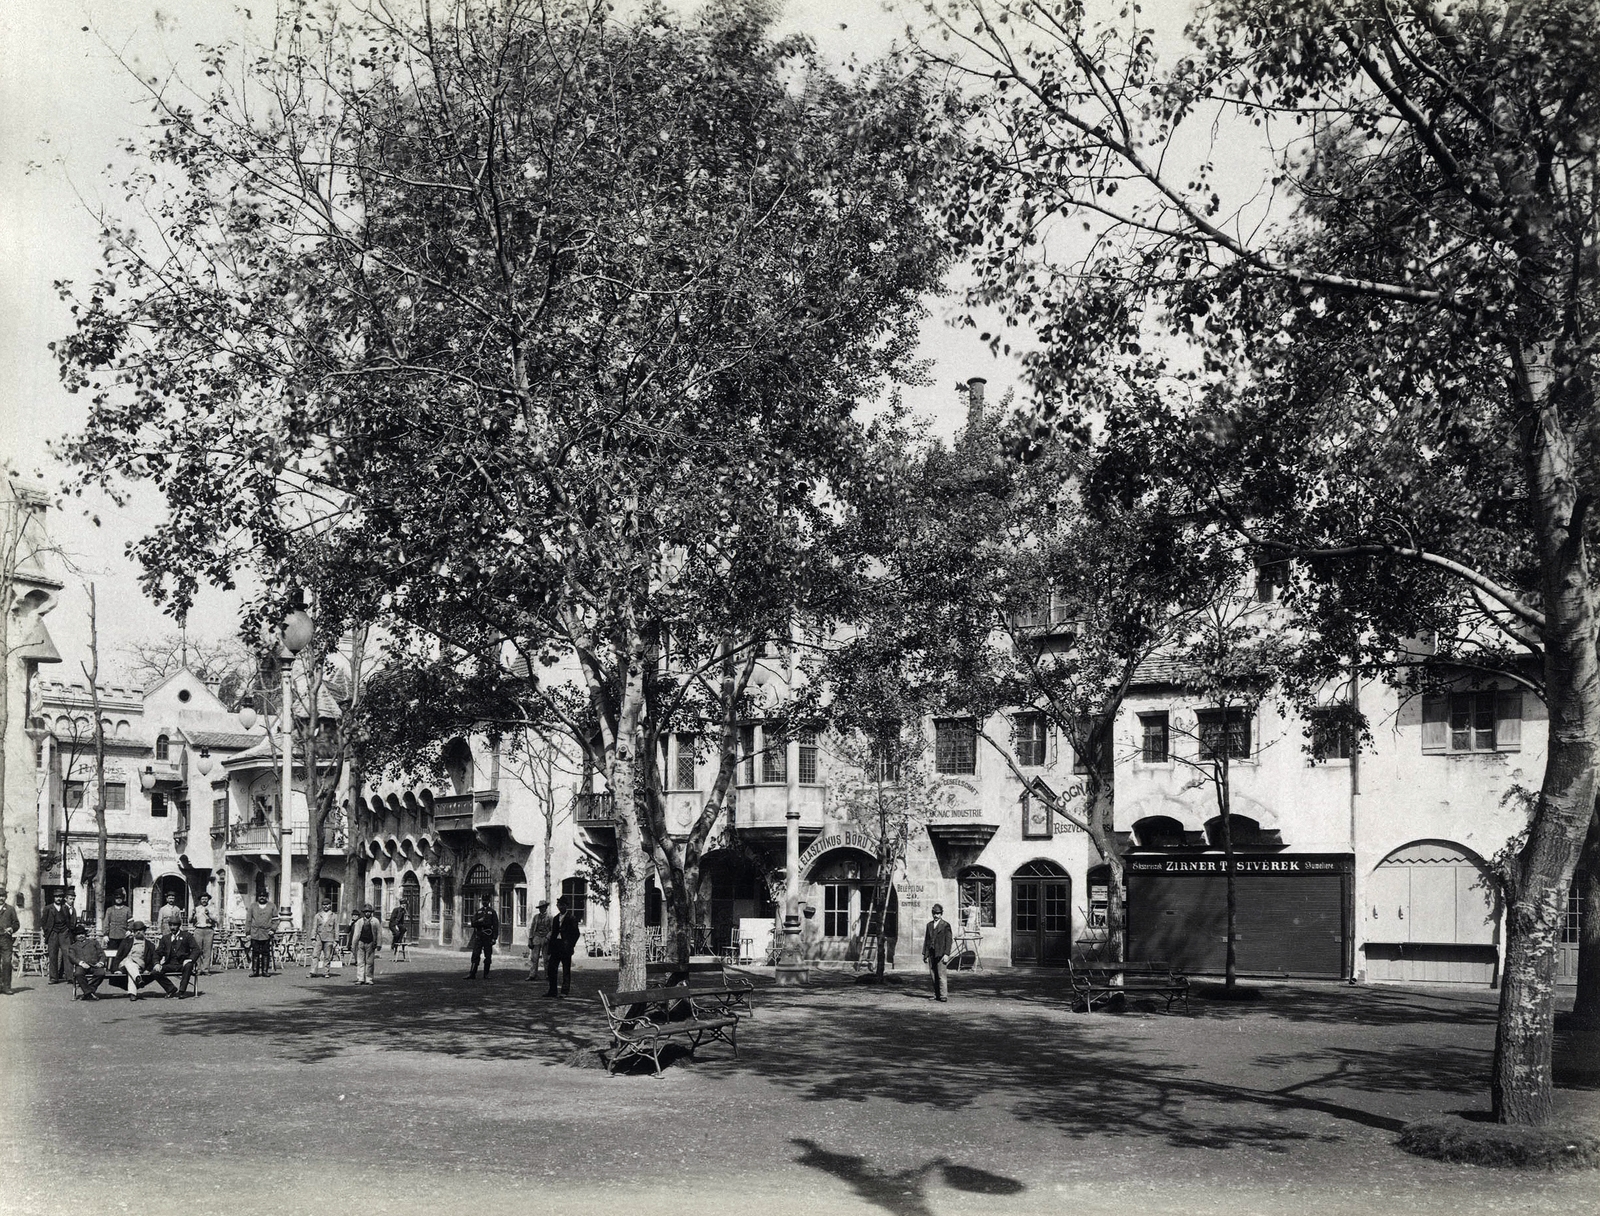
[923,904,953,1003]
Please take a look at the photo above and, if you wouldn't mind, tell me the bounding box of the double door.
[1011,876,1071,965]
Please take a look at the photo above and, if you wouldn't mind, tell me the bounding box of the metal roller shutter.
[1130,871,1346,977]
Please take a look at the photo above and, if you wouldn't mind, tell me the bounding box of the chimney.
[966,377,987,428]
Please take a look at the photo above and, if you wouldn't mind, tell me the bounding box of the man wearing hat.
[112,921,178,999]
[67,923,110,999]
[245,891,277,977]
[42,891,76,983]
[525,899,553,982]
[467,893,500,979]
[350,903,381,985]
[923,903,954,1003]
[309,897,341,977]
[0,882,19,995]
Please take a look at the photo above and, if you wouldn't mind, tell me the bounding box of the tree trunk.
[1573,808,1600,1026]
[606,654,650,991]
[1217,752,1238,989]
[86,587,109,928]
[1492,350,1600,1124]
[1083,777,1125,964]
[0,563,10,893]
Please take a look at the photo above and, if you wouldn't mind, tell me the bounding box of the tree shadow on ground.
[789,1138,1024,1216]
[152,966,1513,1154]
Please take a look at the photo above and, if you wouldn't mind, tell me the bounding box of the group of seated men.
[68,918,204,1001]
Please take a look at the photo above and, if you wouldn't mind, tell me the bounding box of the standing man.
[42,891,75,984]
[387,901,408,962]
[102,890,132,958]
[310,898,341,977]
[349,904,380,985]
[524,899,552,982]
[0,882,19,995]
[245,892,276,978]
[190,894,218,975]
[155,892,185,937]
[923,903,954,1003]
[467,894,499,980]
[545,902,581,998]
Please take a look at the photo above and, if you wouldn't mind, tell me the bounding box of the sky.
[0,0,1201,685]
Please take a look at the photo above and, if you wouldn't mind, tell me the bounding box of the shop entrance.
[1011,859,1072,966]
[807,848,896,964]
[701,849,775,957]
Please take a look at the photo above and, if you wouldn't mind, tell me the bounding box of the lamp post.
[751,656,807,985]
[269,594,315,923]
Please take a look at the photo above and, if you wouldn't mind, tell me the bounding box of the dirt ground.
[1,951,1594,1216]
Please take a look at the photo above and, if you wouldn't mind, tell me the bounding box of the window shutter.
[1495,691,1523,752]
[1421,696,1449,753]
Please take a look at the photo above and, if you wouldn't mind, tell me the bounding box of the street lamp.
[196,748,212,777]
[269,592,314,922]
[139,765,158,793]
[237,702,258,731]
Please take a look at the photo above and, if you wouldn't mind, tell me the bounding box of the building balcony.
[431,791,502,837]
[574,792,616,826]
[734,783,825,833]
[289,822,348,854]
[228,821,279,854]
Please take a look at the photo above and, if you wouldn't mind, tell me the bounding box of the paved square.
[2,955,1594,1215]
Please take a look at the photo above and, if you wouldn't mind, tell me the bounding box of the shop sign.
[1126,853,1353,875]
[799,830,877,870]
[928,807,985,819]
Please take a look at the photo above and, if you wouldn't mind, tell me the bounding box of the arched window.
[561,876,588,924]
[1133,816,1188,849]
[442,738,473,795]
[1014,858,1069,878]
[400,872,420,928]
[501,862,527,928]
[155,734,171,761]
[958,866,996,929]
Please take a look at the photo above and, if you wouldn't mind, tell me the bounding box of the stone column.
[775,807,807,985]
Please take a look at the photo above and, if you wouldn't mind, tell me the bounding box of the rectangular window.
[64,781,85,810]
[1013,882,1038,933]
[823,884,850,938]
[498,886,513,934]
[761,727,787,784]
[797,730,818,785]
[516,887,528,927]
[674,733,697,791]
[934,718,977,775]
[1042,883,1071,934]
[1422,691,1522,754]
[1140,712,1169,764]
[1197,708,1253,761]
[105,782,127,811]
[1088,881,1109,929]
[1013,713,1047,767]
[739,725,756,785]
[430,882,441,923]
[212,797,227,829]
[959,873,996,928]
[148,791,167,817]
[1309,707,1354,761]
[871,740,902,785]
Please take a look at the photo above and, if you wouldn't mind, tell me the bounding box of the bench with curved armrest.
[1067,958,1189,1014]
[598,985,741,1077]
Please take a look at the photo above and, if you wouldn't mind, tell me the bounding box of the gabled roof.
[181,729,265,751]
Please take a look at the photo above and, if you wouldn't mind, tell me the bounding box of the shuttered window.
[1422,691,1521,753]
[1013,713,1047,766]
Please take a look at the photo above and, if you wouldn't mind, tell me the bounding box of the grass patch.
[1398,1116,1600,1170]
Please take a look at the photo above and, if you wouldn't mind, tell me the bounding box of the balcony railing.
[432,794,475,833]
[228,821,279,852]
[289,822,348,853]
[574,792,615,824]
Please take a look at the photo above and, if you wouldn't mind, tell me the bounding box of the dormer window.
[155,734,171,760]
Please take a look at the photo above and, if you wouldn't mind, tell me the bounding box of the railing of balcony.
[432,794,475,832]
[290,821,349,851]
[228,821,279,851]
[574,792,615,824]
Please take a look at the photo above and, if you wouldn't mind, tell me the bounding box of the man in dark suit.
[112,923,178,999]
[42,892,76,983]
[467,895,499,979]
[0,882,20,995]
[68,925,111,1000]
[155,923,205,997]
[923,903,954,1003]
[545,903,581,997]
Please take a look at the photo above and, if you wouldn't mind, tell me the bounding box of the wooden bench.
[1068,958,1189,1014]
[598,985,741,1076]
[644,959,756,1018]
